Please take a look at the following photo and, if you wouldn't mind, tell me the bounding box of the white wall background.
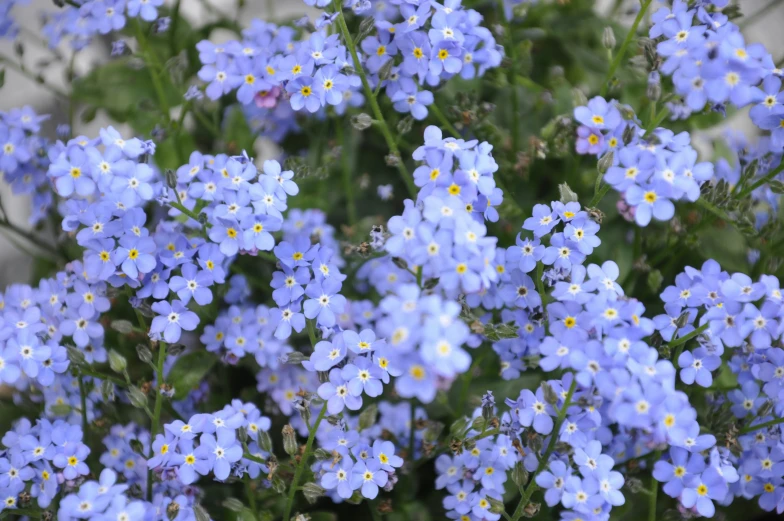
[0,0,781,284]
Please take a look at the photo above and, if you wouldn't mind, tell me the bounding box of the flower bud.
[603,27,616,49]
[351,113,372,131]
[597,151,614,174]
[136,344,153,364]
[486,496,506,515]
[258,430,273,453]
[166,501,180,521]
[647,71,661,101]
[302,482,326,504]
[571,88,588,109]
[558,182,579,204]
[128,386,149,409]
[282,424,298,456]
[108,349,127,373]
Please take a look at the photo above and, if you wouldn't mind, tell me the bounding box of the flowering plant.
[0,0,783,520]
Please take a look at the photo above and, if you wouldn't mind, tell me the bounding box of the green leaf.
[167,351,217,400]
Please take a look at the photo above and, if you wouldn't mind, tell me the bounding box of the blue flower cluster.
[196,0,501,135]
[42,0,166,50]
[314,403,412,501]
[0,106,54,226]
[650,0,781,131]
[0,419,90,512]
[149,401,270,485]
[653,260,784,515]
[573,96,715,226]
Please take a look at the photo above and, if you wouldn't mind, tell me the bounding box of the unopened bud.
[647,71,661,101]
[486,496,506,515]
[558,182,579,204]
[351,113,372,131]
[128,386,148,409]
[512,461,529,487]
[282,424,298,456]
[302,482,326,504]
[385,153,401,167]
[597,151,614,174]
[258,430,273,453]
[108,349,127,373]
[603,27,616,49]
[136,344,153,364]
[541,382,558,405]
[166,501,181,521]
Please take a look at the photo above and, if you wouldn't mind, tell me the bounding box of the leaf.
[166,351,217,400]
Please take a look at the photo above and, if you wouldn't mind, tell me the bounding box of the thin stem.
[737,157,784,198]
[282,403,328,521]
[589,183,613,207]
[0,52,69,99]
[147,341,167,501]
[332,1,417,198]
[78,376,89,435]
[244,474,258,516]
[648,451,661,521]
[0,217,65,259]
[336,122,357,226]
[739,416,784,435]
[282,318,327,520]
[510,379,578,520]
[169,0,183,55]
[669,322,709,363]
[535,262,549,332]
[430,103,460,139]
[695,197,732,223]
[133,20,172,125]
[601,0,654,97]
[497,0,520,154]
[644,106,670,135]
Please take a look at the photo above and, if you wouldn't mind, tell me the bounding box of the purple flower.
[194,429,243,481]
[303,278,347,328]
[169,263,214,306]
[678,348,721,387]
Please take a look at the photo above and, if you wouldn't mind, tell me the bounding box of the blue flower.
[350,459,388,500]
[318,368,362,415]
[150,300,199,343]
[194,429,242,481]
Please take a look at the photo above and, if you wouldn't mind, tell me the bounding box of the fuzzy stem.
[511,379,577,520]
[332,0,417,198]
[601,0,654,97]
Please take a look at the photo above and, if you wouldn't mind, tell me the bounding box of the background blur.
[0,0,781,284]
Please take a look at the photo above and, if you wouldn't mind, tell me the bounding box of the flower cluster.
[0,419,89,512]
[573,96,714,226]
[196,1,501,131]
[43,0,166,50]
[0,106,53,225]
[149,401,270,485]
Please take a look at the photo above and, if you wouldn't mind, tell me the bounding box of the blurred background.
[0,0,782,284]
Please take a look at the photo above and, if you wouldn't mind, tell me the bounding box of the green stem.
[0,198,66,259]
[336,122,357,226]
[669,322,709,362]
[648,451,660,521]
[739,416,784,435]
[601,0,654,97]
[282,403,328,521]
[133,20,172,125]
[644,106,670,135]
[332,1,417,198]
[535,262,549,332]
[0,52,69,99]
[695,197,732,223]
[511,379,578,520]
[245,474,258,516]
[430,103,460,139]
[78,376,89,435]
[169,0,183,55]
[147,341,167,501]
[497,0,520,154]
[589,183,612,207]
[737,157,784,198]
